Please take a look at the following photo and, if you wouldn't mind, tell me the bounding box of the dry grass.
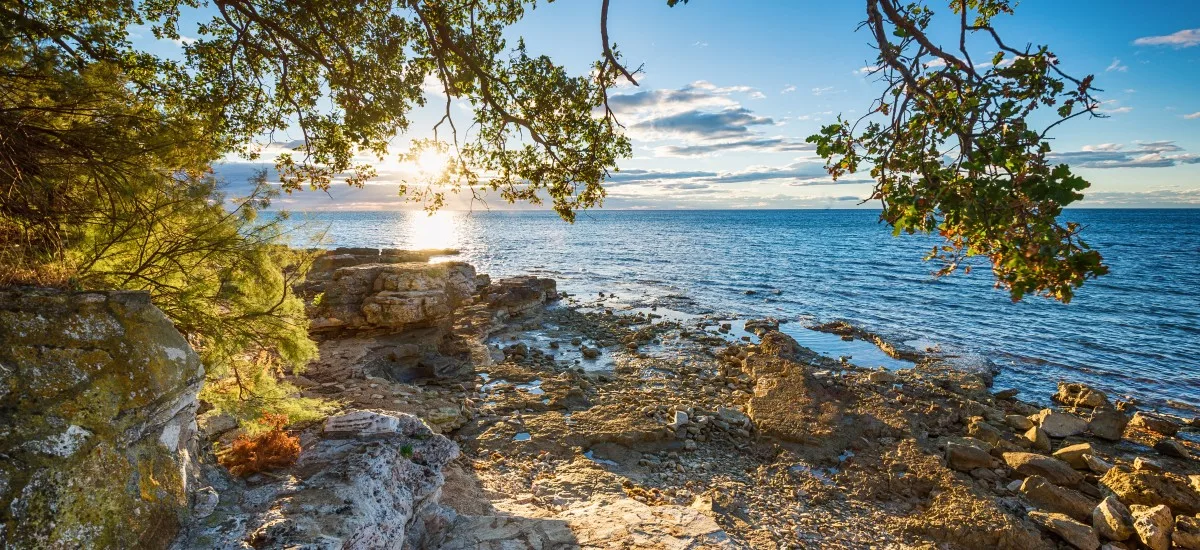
[218,413,301,477]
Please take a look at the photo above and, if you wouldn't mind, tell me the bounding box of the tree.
[4,0,1108,305]
[806,0,1108,303]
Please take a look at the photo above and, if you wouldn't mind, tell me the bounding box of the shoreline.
[177,248,1199,548]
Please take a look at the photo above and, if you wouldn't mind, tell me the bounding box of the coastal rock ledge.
[0,289,205,548]
[175,410,459,549]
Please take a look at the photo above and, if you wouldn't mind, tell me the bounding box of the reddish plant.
[218,413,301,477]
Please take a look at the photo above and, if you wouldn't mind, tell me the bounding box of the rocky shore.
[3,248,1199,549]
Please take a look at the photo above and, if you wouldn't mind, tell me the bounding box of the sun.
[415,148,450,175]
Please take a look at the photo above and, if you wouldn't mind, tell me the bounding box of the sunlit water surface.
[285,209,1200,414]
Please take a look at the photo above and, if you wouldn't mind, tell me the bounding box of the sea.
[284,208,1200,416]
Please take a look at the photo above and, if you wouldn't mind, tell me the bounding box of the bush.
[218,413,302,477]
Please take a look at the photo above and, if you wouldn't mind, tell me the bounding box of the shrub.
[218,413,302,477]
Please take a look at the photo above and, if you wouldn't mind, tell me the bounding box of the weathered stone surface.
[177,410,459,549]
[1054,382,1112,409]
[1083,454,1113,475]
[1176,514,1200,550]
[946,438,995,471]
[1129,411,1180,436]
[1135,456,1164,472]
[1053,442,1097,470]
[1034,409,1089,438]
[1088,407,1128,441]
[1100,466,1200,515]
[0,289,204,549]
[967,417,1003,445]
[1007,414,1034,431]
[309,262,478,331]
[1130,504,1173,550]
[1028,510,1100,550]
[1092,495,1134,541]
[1025,425,1052,452]
[440,497,732,549]
[478,275,559,319]
[1004,452,1084,487]
[1019,475,1095,522]
[1154,438,1191,459]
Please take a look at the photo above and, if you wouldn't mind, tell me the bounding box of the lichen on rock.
[0,289,205,548]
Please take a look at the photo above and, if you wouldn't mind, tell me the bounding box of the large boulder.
[177,410,459,549]
[0,289,205,549]
[1053,382,1111,409]
[1092,495,1134,541]
[1099,466,1200,515]
[1019,475,1095,522]
[1003,452,1084,487]
[478,275,558,318]
[1033,409,1089,438]
[1130,504,1173,550]
[310,262,478,331]
[1028,511,1099,550]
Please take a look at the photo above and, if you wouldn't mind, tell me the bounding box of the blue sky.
[157,0,1200,210]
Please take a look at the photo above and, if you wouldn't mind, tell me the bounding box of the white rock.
[1130,504,1174,550]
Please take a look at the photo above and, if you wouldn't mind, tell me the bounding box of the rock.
[1154,439,1191,459]
[1083,454,1114,475]
[1130,504,1173,550]
[581,346,601,359]
[868,370,897,384]
[967,417,1004,445]
[1025,425,1053,452]
[684,439,697,451]
[479,276,558,318]
[1092,495,1135,541]
[670,410,690,430]
[179,410,459,549]
[1054,442,1098,470]
[1029,510,1100,550]
[1054,382,1112,409]
[995,388,1021,400]
[310,262,478,332]
[1100,467,1200,515]
[744,318,780,334]
[1135,456,1164,472]
[0,289,205,549]
[1003,452,1084,486]
[947,440,995,471]
[1007,414,1034,431]
[1130,411,1180,436]
[1034,408,1089,438]
[1019,475,1096,522]
[193,486,220,519]
[1088,407,1129,441]
[1175,514,1200,550]
[716,407,750,428]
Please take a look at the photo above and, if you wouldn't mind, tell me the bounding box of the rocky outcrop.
[1099,467,1200,515]
[0,289,205,549]
[309,262,479,332]
[477,275,558,319]
[177,410,458,549]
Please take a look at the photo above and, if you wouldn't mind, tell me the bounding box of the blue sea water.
[286,208,1200,414]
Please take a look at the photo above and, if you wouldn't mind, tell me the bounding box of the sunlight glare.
[403,210,458,250]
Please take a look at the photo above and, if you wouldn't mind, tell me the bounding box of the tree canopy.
[1,0,1110,418]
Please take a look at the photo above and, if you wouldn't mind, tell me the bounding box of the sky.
[149,0,1200,210]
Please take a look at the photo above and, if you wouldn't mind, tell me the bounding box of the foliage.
[0,46,322,423]
[217,413,302,477]
[3,0,636,220]
[806,0,1108,302]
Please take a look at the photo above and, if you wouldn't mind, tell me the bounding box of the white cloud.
[1105,58,1127,72]
[692,41,708,48]
[1133,28,1200,48]
[749,91,766,100]
[1185,112,1200,120]
[811,86,837,96]
[1050,141,1200,169]
[780,85,797,94]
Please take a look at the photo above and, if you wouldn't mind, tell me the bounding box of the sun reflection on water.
[402,210,459,250]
